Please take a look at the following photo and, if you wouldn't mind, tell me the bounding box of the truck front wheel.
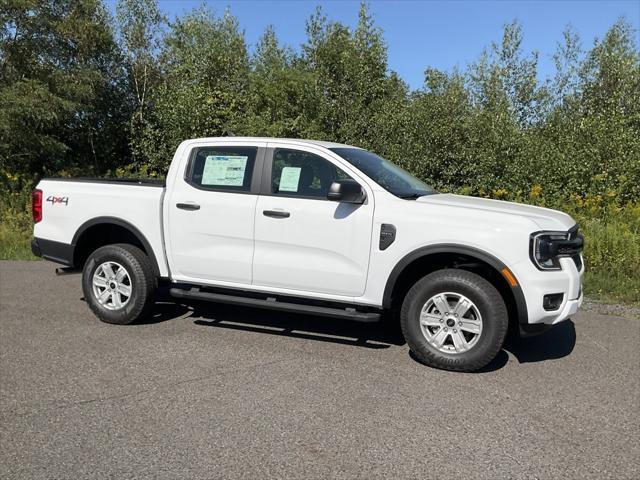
[400,269,508,372]
[82,244,156,325]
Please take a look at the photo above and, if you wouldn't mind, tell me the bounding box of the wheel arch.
[383,244,528,326]
[72,217,161,276]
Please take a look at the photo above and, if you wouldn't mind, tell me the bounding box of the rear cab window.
[186,146,258,192]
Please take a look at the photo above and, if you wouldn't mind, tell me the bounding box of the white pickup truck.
[31,137,584,371]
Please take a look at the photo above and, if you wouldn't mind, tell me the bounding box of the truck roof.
[185,137,361,150]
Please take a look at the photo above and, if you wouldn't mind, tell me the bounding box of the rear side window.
[187,146,258,192]
[271,148,351,199]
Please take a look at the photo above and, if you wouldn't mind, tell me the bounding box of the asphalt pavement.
[1,260,638,479]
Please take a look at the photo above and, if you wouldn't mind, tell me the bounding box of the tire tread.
[400,269,508,372]
[82,243,156,325]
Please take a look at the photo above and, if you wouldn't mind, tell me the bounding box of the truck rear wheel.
[400,269,508,372]
[82,244,156,325]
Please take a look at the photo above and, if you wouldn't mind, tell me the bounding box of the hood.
[416,194,575,231]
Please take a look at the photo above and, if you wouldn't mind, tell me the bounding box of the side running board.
[55,267,81,276]
[169,287,381,322]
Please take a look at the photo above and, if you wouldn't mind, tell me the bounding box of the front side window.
[271,148,351,199]
[187,146,258,192]
[330,148,437,199]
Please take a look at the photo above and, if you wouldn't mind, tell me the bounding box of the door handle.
[176,202,200,211]
[263,210,290,218]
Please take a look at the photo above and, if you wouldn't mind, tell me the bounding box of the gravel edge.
[582,297,640,320]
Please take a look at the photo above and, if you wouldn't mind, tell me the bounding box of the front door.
[166,143,265,285]
[252,145,374,297]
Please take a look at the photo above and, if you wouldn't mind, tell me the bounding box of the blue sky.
[106,0,640,90]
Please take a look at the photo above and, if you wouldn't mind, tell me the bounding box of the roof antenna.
[223,128,236,137]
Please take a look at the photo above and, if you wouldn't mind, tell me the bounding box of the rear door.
[166,142,266,285]
[252,144,375,297]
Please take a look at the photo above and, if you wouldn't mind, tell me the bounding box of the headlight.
[530,228,584,271]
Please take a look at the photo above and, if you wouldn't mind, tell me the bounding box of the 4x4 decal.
[46,195,68,205]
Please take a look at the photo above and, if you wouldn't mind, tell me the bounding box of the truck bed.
[32,178,169,276]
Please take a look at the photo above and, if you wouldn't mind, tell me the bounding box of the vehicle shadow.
[139,301,195,324]
[449,320,577,373]
[504,320,577,364]
[142,295,577,369]
[190,301,406,349]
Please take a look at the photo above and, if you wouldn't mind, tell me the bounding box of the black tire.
[400,269,508,372]
[82,243,156,325]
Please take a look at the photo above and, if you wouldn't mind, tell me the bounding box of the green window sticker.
[202,155,248,186]
[279,166,301,192]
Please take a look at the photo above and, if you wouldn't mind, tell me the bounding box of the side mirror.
[327,179,366,204]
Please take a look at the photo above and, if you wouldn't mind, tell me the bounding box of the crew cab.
[31,137,584,371]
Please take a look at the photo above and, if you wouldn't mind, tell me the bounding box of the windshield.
[330,148,437,199]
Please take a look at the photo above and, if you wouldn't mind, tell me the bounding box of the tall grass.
[572,205,640,304]
[0,186,34,260]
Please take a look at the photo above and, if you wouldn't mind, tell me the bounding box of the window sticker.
[279,166,301,192]
[202,155,248,186]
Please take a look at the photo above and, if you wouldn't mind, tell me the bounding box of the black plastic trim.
[518,322,552,338]
[263,210,290,218]
[176,202,200,211]
[170,287,381,322]
[171,281,377,309]
[382,243,529,325]
[30,237,40,257]
[260,147,275,194]
[55,266,81,276]
[31,237,74,266]
[543,293,564,311]
[71,216,162,276]
[379,224,396,250]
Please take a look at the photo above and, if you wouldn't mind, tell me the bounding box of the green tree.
[0,0,129,186]
[115,0,165,166]
[549,26,583,107]
[243,26,316,138]
[301,3,401,147]
[406,68,473,189]
[139,6,249,172]
[531,19,640,200]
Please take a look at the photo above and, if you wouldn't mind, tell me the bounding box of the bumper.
[31,237,41,257]
[551,292,583,323]
[511,255,584,327]
[31,237,75,266]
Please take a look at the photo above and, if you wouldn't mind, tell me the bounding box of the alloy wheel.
[419,292,483,354]
[91,261,132,311]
